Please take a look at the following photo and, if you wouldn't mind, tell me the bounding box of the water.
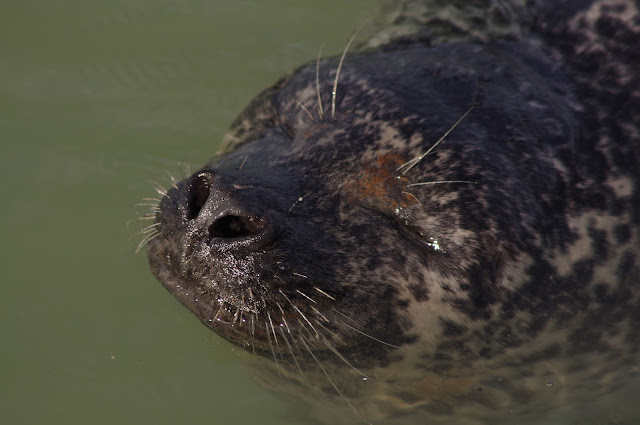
[4,2,638,424]
[0,1,374,424]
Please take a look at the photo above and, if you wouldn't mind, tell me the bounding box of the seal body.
[146,1,640,423]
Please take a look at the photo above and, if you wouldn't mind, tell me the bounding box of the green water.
[0,1,375,424]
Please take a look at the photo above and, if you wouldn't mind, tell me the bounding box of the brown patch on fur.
[344,153,418,214]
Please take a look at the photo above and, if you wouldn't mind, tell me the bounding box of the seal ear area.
[170,169,282,252]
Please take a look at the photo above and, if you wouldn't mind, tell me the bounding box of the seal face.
[145,1,640,423]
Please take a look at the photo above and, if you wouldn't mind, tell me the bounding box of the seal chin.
[147,240,270,352]
[146,240,209,317]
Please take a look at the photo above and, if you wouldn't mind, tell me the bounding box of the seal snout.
[183,170,278,251]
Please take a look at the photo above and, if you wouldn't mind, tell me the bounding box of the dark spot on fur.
[441,319,467,336]
[521,343,562,363]
[397,298,410,309]
[593,283,608,300]
[408,282,429,301]
[617,250,636,286]
[595,15,624,40]
[441,284,454,294]
[568,317,608,354]
[613,223,631,243]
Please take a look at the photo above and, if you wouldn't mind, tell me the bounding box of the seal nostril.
[209,215,267,239]
[187,173,213,220]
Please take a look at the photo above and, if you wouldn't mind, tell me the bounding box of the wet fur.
[145,1,640,424]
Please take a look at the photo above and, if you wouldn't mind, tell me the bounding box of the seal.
[143,1,640,423]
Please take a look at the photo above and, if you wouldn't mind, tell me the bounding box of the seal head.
[146,1,640,423]
[149,38,583,356]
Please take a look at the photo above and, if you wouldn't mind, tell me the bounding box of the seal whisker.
[251,296,260,318]
[310,305,330,323]
[398,105,475,174]
[296,101,315,122]
[295,290,317,304]
[315,46,325,119]
[132,222,159,245]
[181,161,192,178]
[147,180,168,196]
[267,311,280,345]
[238,294,248,326]
[135,230,160,253]
[211,303,225,323]
[135,202,161,208]
[137,228,159,241]
[298,335,372,425]
[159,177,177,191]
[335,319,400,348]
[134,215,157,221]
[136,222,160,236]
[233,305,241,326]
[407,180,477,186]
[249,313,256,354]
[129,210,158,228]
[134,208,160,219]
[316,329,368,380]
[331,28,361,118]
[288,195,306,214]
[153,186,167,197]
[294,318,314,338]
[288,329,309,366]
[313,287,336,300]
[297,308,320,339]
[401,191,422,206]
[264,321,282,376]
[165,170,178,189]
[135,205,159,215]
[135,214,158,225]
[333,309,400,348]
[280,290,319,338]
[275,302,292,334]
[312,318,335,337]
[238,155,248,171]
[278,325,309,384]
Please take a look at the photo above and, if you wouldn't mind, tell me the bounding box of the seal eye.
[209,215,266,239]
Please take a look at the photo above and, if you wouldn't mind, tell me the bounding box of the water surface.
[0,1,374,424]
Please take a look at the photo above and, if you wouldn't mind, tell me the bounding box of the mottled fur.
[146,1,639,424]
